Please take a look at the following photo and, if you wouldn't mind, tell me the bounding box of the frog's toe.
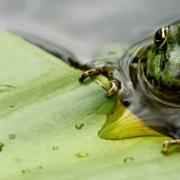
[162,140,170,155]
[162,139,180,155]
[106,80,120,96]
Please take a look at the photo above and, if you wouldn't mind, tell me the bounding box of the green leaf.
[0,31,179,180]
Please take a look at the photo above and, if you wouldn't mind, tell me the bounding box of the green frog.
[79,21,180,154]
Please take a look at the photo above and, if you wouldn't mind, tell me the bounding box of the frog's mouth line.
[139,64,180,108]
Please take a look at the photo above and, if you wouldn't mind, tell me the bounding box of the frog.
[79,21,180,154]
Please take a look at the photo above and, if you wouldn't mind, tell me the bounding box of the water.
[0,0,180,63]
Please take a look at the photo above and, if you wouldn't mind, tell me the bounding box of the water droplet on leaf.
[123,157,134,163]
[75,123,84,130]
[52,146,58,151]
[21,169,31,174]
[37,166,43,170]
[8,133,16,140]
[75,152,89,158]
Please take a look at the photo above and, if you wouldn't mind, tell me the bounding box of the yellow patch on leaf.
[99,98,162,139]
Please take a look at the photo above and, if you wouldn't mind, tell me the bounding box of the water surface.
[0,0,180,62]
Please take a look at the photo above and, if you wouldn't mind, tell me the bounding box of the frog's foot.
[79,67,120,96]
[162,139,180,154]
[79,67,108,82]
[106,80,120,96]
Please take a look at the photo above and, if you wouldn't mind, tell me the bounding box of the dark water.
[0,0,180,63]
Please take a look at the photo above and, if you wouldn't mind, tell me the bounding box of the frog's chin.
[141,72,180,107]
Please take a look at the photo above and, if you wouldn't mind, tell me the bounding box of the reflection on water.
[0,0,180,62]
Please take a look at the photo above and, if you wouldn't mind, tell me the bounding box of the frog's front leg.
[79,67,120,96]
[162,139,180,154]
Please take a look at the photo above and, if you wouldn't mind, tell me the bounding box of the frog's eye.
[154,27,168,48]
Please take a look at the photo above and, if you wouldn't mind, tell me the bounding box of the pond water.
[0,0,180,62]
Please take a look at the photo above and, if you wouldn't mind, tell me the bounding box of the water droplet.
[75,152,89,158]
[21,170,26,174]
[123,157,134,163]
[0,142,4,152]
[8,133,16,140]
[21,169,31,174]
[75,123,85,130]
[0,84,16,93]
[52,146,58,151]
[37,166,43,170]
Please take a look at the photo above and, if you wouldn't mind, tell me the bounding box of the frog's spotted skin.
[80,21,180,154]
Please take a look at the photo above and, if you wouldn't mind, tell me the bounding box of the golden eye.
[154,27,168,48]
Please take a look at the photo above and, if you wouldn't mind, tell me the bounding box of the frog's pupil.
[155,29,162,41]
[154,29,164,45]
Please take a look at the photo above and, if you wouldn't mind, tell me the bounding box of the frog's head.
[143,21,180,105]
